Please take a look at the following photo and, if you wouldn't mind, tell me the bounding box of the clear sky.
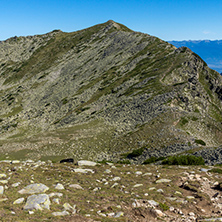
[1,0,222,41]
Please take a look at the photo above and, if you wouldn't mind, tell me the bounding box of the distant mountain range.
[169,40,222,74]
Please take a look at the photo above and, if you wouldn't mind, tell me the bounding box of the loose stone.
[0,186,4,194]
[52,211,70,216]
[77,160,97,166]
[55,183,64,190]
[69,184,84,190]
[156,179,171,183]
[13,197,25,204]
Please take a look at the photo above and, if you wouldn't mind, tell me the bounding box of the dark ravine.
[0,20,222,163]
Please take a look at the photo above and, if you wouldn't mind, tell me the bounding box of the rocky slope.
[169,40,222,73]
[0,159,222,221]
[0,20,222,163]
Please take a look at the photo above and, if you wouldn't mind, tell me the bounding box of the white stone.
[143,172,152,176]
[11,160,20,164]
[157,189,164,193]
[111,183,118,188]
[112,177,121,181]
[12,182,21,187]
[73,168,94,173]
[13,197,25,204]
[135,171,142,175]
[55,183,64,190]
[133,184,143,188]
[114,212,124,218]
[0,174,6,178]
[69,184,84,190]
[52,211,70,216]
[188,212,195,216]
[0,180,8,184]
[156,179,171,183]
[0,186,4,194]
[148,200,159,207]
[77,160,97,166]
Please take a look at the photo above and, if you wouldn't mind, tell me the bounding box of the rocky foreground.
[0,160,222,221]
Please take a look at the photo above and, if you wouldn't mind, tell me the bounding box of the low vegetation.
[162,155,205,165]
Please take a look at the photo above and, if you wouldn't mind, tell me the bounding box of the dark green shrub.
[127,147,144,158]
[195,139,206,146]
[180,117,188,126]
[162,155,205,165]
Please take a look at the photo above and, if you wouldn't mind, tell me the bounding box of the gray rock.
[113,211,124,218]
[12,182,21,187]
[156,179,171,183]
[77,160,97,166]
[0,186,4,194]
[52,211,70,216]
[54,183,64,190]
[69,184,84,190]
[148,200,159,207]
[112,177,121,181]
[19,183,49,194]
[13,197,25,204]
[0,174,6,178]
[0,180,8,184]
[73,168,95,173]
[24,194,50,210]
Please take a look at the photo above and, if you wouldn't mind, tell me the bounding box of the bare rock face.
[0,21,221,163]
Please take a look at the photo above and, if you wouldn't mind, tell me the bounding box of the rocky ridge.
[0,20,221,163]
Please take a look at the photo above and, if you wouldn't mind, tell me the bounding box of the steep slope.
[0,20,221,163]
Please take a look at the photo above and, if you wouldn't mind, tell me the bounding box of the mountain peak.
[104,20,132,32]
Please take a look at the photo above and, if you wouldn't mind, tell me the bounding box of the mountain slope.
[0,20,222,163]
[169,40,222,73]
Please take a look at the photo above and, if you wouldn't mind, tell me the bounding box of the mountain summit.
[0,21,221,163]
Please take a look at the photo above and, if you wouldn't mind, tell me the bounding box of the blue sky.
[1,0,222,41]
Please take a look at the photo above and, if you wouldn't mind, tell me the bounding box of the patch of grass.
[195,139,206,146]
[159,202,169,211]
[143,156,166,165]
[162,155,205,165]
[209,168,222,174]
[191,116,198,121]
[117,160,131,164]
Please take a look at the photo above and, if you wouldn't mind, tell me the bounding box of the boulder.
[24,194,50,210]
